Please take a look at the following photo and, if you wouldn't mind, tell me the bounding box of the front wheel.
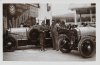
[3,36,17,52]
[78,37,96,58]
[59,34,71,53]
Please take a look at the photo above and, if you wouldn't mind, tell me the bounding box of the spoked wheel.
[3,36,17,52]
[59,35,71,53]
[78,37,96,58]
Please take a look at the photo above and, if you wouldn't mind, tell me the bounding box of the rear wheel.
[3,36,17,52]
[78,37,96,58]
[59,34,71,53]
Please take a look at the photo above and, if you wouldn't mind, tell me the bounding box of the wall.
[36,3,52,25]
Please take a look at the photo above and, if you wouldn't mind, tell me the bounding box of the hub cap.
[81,39,94,56]
[60,39,70,50]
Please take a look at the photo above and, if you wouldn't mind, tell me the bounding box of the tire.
[28,29,40,44]
[78,37,96,58]
[3,36,17,52]
[59,34,71,53]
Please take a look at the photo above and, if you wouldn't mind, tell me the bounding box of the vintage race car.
[58,25,96,58]
[3,25,52,52]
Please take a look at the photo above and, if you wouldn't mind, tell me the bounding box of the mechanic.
[53,20,60,51]
[51,20,56,50]
[40,21,46,51]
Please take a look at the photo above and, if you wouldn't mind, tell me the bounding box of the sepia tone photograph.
[3,3,96,61]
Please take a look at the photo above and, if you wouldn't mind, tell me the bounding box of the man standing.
[51,21,56,50]
[53,21,60,51]
[40,21,46,51]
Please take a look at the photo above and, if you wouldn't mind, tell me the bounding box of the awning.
[69,3,96,14]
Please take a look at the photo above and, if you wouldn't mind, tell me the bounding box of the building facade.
[52,3,96,25]
[36,3,52,25]
[3,3,52,29]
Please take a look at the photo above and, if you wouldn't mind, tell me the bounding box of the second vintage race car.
[58,24,96,58]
